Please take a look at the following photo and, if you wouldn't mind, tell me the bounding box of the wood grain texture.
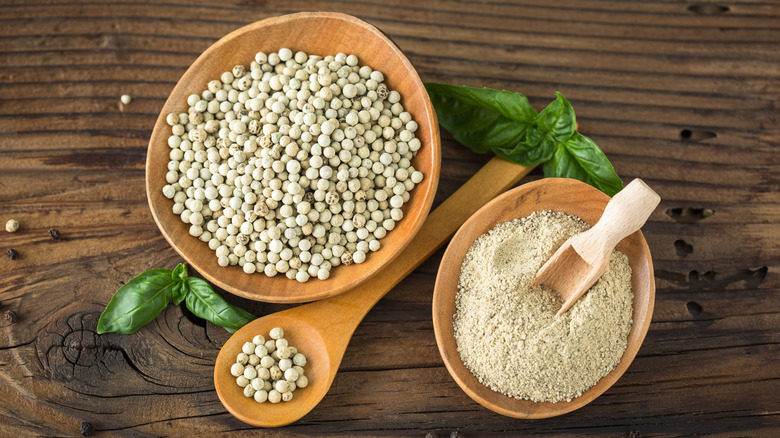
[1,0,778,436]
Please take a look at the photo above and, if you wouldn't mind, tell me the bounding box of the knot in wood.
[3,310,17,324]
[3,310,18,325]
[36,310,141,387]
[80,421,95,436]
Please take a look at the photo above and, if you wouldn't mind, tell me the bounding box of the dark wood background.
[1,1,778,436]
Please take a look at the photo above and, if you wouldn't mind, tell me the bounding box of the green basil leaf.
[491,130,553,166]
[524,92,576,163]
[425,83,537,123]
[172,263,187,282]
[184,277,255,333]
[424,82,536,154]
[543,131,623,196]
[171,263,188,305]
[97,269,176,334]
[426,82,622,196]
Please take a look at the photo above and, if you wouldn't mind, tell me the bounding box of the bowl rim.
[145,11,441,303]
[432,177,655,418]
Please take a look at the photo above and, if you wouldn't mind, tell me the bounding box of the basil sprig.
[424,83,623,196]
[97,263,255,334]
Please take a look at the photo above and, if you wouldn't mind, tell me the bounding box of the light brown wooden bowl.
[146,12,441,303]
[432,178,655,418]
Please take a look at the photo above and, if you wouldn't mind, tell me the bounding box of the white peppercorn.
[243,365,258,380]
[274,380,291,393]
[165,50,424,282]
[317,268,330,280]
[284,368,299,382]
[268,389,282,403]
[269,366,282,381]
[278,358,293,372]
[257,367,271,381]
[254,344,268,357]
[5,219,19,233]
[230,363,245,377]
[232,328,309,403]
[292,353,307,367]
[352,250,366,264]
[251,378,265,391]
[269,327,284,340]
[260,355,275,369]
[242,262,256,274]
[254,389,268,403]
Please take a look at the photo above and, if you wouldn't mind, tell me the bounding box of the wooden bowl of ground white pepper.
[432,177,655,419]
[146,12,441,303]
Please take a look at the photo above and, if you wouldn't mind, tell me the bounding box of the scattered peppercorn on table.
[0,2,778,437]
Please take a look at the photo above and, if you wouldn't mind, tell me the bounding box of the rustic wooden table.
[1,1,778,436]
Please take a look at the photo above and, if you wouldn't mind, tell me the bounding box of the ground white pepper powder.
[454,210,633,403]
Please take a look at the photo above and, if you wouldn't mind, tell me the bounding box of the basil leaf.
[172,263,187,282]
[425,82,537,123]
[97,269,177,334]
[543,131,623,196]
[171,263,188,305]
[184,277,255,333]
[524,92,576,163]
[424,82,536,154]
[425,82,622,195]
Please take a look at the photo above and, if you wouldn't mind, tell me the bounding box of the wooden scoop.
[531,179,660,315]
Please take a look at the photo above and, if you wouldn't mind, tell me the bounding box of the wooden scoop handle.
[572,178,660,264]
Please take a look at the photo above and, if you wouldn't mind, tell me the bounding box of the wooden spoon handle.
[297,157,533,345]
[572,178,660,264]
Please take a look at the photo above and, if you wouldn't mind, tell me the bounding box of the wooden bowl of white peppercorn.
[432,178,655,419]
[146,12,441,303]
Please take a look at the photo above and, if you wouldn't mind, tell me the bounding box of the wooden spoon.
[146,12,441,304]
[214,157,534,427]
[532,178,660,315]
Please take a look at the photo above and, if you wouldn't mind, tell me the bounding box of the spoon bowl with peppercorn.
[145,12,440,304]
[214,313,333,427]
[432,178,656,419]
